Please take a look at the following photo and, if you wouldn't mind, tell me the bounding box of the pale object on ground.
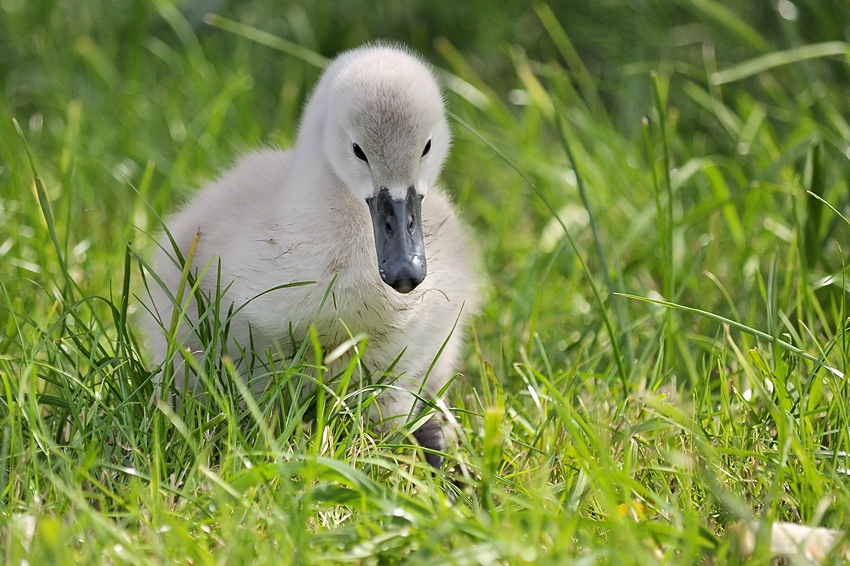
[729,520,847,565]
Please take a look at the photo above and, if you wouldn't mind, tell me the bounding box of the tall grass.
[2,1,850,563]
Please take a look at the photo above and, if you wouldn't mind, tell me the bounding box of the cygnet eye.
[422,139,431,157]
[352,143,368,163]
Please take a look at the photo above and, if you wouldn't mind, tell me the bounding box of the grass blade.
[712,41,849,84]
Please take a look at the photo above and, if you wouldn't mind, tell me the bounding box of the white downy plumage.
[142,43,480,466]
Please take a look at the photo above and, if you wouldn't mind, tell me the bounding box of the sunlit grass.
[2,1,850,564]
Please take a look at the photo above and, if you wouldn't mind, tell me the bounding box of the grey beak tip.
[383,259,426,293]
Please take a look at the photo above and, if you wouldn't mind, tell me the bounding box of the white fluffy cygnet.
[142,43,481,467]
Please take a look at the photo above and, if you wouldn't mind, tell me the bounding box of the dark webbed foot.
[412,401,445,469]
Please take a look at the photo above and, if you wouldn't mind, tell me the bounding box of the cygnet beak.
[366,186,426,293]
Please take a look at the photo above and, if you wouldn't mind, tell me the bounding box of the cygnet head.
[318,45,451,294]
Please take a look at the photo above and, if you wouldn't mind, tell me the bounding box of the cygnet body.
[142,44,480,467]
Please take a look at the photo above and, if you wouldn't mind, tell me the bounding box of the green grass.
[3,1,850,563]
